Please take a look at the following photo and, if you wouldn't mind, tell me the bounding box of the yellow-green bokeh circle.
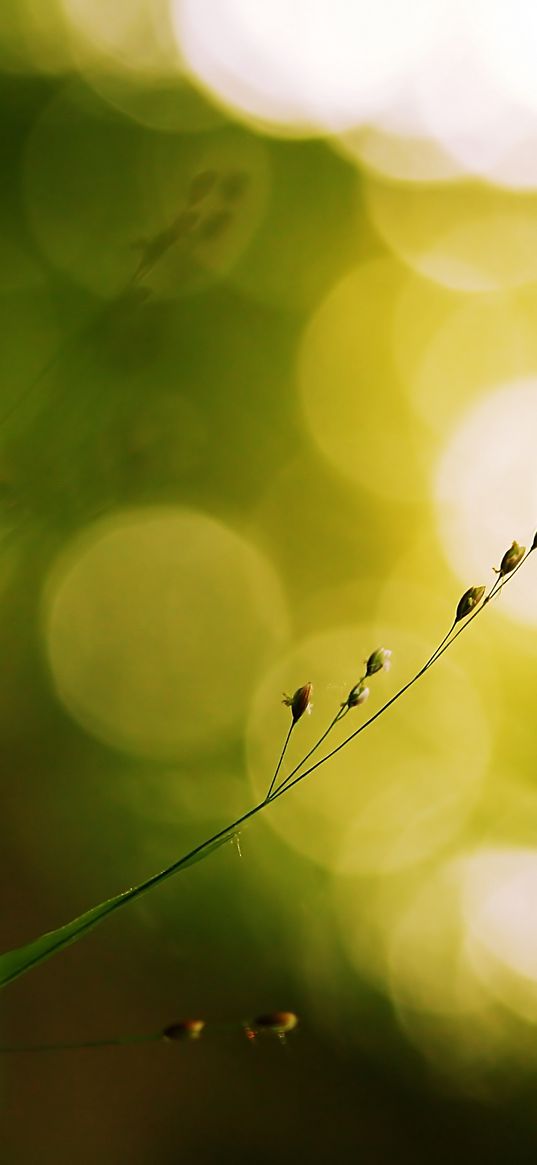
[42,505,289,759]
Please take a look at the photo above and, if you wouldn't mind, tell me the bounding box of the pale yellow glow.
[298,259,428,503]
[334,848,537,1080]
[247,622,488,873]
[462,848,537,1023]
[338,119,460,185]
[0,0,73,74]
[435,380,537,626]
[365,176,537,292]
[333,869,416,994]
[173,0,450,134]
[388,862,486,1016]
[388,848,537,1023]
[393,282,537,435]
[62,0,180,75]
[335,46,465,184]
[320,865,518,1086]
[60,0,218,134]
[376,539,507,743]
[42,507,289,759]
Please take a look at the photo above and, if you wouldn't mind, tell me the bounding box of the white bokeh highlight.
[435,379,537,625]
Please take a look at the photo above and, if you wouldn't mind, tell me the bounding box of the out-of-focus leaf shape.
[0,826,241,988]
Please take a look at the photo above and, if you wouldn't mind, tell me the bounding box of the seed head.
[495,541,525,576]
[455,584,486,623]
[282,683,313,723]
[162,1019,205,1042]
[366,648,392,677]
[532,532,537,552]
[252,1011,298,1035]
[346,683,369,709]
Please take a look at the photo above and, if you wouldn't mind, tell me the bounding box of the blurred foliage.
[2,18,537,1165]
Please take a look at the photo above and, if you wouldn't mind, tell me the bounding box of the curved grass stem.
[270,705,348,799]
[0,543,533,991]
[266,722,295,800]
[269,559,530,805]
[0,1032,160,1054]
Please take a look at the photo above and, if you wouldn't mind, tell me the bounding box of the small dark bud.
[531,532,537,552]
[282,683,312,723]
[252,1011,298,1034]
[162,1019,205,1041]
[455,584,486,623]
[494,541,525,576]
[346,683,369,709]
[365,648,392,677]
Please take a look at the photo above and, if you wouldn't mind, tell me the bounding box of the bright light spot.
[333,835,537,1079]
[382,855,530,1083]
[462,848,537,1024]
[470,1,537,121]
[61,0,221,134]
[415,38,537,190]
[394,284,537,436]
[298,259,427,503]
[388,862,486,1016]
[247,623,488,873]
[334,847,537,1081]
[338,117,460,185]
[365,176,537,292]
[334,11,537,190]
[173,0,451,135]
[435,380,537,626]
[333,40,464,184]
[42,507,289,759]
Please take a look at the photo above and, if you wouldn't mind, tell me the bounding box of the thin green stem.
[270,615,470,803]
[485,549,532,602]
[266,722,295,800]
[0,542,532,992]
[0,1032,160,1054]
[0,1017,287,1054]
[271,705,348,799]
[269,560,529,805]
[420,621,456,673]
[0,798,271,988]
[0,278,144,433]
[0,301,109,432]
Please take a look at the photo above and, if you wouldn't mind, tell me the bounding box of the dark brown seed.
[455,584,486,623]
[497,541,525,575]
[282,683,312,723]
[252,1011,298,1034]
[162,1019,205,1041]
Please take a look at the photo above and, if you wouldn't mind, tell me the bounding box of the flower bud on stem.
[0,533,534,997]
[494,541,526,577]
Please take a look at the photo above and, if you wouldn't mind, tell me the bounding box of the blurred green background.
[3,3,537,1163]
